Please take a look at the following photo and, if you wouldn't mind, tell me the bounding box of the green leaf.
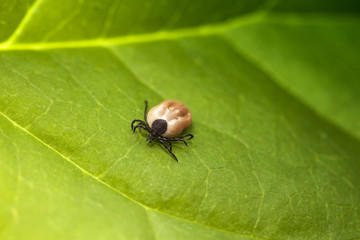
[225,15,360,140]
[1,1,360,240]
[0,0,36,42]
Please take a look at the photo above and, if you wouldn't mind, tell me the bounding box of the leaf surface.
[0,1,360,239]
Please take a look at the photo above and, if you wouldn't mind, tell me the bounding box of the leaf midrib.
[1,11,358,52]
[0,12,263,51]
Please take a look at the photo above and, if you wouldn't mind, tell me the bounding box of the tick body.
[131,100,194,161]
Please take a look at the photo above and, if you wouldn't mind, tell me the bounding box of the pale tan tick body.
[147,100,192,138]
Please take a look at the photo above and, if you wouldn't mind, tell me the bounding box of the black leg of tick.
[133,124,144,133]
[178,133,194,140]
[166,133,194,146]
[169,138,188,146]
[167,139,172,151]
[158,139,178,162]
[133,122,148,133]
[131,119,145,130]
[144,100,148,123]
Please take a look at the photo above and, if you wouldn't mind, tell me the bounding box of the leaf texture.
[0,0,359,239]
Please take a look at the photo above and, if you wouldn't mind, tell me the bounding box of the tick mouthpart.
[147,134,155,143]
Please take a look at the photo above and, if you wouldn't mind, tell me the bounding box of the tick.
[131,100,194,161]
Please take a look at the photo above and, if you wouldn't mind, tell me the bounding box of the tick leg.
[178,133,194,140]
[169,138,188,146]
[131,119,145,130]
[132,121,140,132]
[133,124,142,133]
[159,139,178,162]
[133,123,148,133]
[167,140,172,151]
[144,100,148,123]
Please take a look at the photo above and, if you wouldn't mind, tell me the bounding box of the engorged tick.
[131,100,194,161]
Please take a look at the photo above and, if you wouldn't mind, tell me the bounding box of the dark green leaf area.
[1,35,359,239]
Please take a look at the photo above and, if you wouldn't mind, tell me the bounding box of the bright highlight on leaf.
[0,0,359,239]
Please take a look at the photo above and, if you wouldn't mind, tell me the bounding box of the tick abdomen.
[147,100,192,138]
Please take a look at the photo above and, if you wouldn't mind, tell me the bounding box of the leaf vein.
[0,12,265,51]
[4,0,44,46]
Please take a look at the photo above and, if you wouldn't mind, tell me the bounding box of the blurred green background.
[0,0,359,239]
